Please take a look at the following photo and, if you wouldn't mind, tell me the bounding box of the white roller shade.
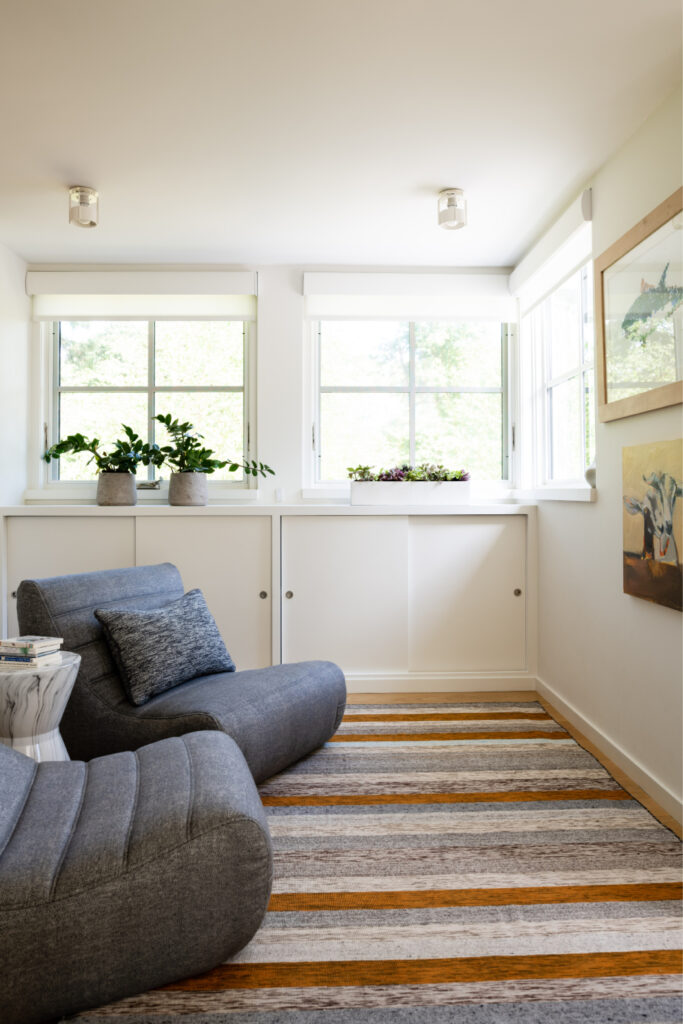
[303,271,516,320]
[27,270,257,320]
[510,191,593,314]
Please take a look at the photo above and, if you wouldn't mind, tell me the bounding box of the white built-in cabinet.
[2,509,530,684]
[281,515,526,674]
[135,516,271,669]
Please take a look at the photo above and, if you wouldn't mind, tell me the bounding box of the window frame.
[38,317,258,497]
[542,263,595,484]
[519,260,596,494]
[311,318,514,486]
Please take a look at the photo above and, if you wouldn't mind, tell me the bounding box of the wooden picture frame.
[595,187,683,422]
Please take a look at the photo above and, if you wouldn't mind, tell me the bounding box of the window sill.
[514,486,597,503]
[22,486,261,505]
[300,487,349,503]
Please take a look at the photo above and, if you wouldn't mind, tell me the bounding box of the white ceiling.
[0,0,680,267]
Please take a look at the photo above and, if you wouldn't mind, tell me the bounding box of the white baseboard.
[345,672,537,693]
[536,676,682,826]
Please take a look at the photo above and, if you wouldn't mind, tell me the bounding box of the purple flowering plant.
[348,462,470,482]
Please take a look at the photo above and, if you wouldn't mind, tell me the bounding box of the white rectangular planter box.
[350,481,471,506]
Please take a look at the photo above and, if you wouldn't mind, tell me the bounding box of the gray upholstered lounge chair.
[17,562,346,781]
[0,731,272,1024]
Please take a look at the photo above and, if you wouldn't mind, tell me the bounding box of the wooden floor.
[348,691,682,839]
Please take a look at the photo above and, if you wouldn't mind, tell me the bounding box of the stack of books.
[0,635,64,669]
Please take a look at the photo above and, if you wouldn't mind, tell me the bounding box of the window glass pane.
[582,266,594,363]
[584,373,595,469]
[547,272,581,379]
[154,393,244,481]
[415,322,502,387]
[415,393,503,480]
[320,321,409,386]
[155,322,243,386]
[57,392,148,480]
[549,376,582,480]
[320,393,409,480]
[60,322,147,386]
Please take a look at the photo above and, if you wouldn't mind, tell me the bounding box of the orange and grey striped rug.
[79,701,682,1022]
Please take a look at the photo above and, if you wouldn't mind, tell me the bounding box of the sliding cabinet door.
[408,515,526,672]
[281,516,409,674]
[136,516,271,670]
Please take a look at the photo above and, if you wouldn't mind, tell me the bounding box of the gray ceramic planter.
[168,472,208,506]
[96,472,137,506]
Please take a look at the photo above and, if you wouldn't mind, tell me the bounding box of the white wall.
[536,88,683,818]
[256,268,306,504]
[0,243,30,504]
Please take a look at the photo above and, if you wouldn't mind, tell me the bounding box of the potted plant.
[347,462,470,506]
[154,413,274,506]
[44,426,159,506]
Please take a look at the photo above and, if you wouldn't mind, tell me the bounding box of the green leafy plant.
[43,425,158,474]
[347,462,470,482]
[154,413,274,477]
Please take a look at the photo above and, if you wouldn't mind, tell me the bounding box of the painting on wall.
[595,187,683,423]
[623,439,682,611]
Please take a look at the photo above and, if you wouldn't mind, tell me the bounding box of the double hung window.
[51,320,248,482]
[521,263,595,484]
[314,320,511,482]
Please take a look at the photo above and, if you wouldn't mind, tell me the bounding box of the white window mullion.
[501,324,511,482]
[50,322,60,482]
[314,323,322,483]
[408,322,416,466]
[147,321,155,481]
[244,321,257,488]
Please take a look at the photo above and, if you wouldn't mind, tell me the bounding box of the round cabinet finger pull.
[259,591,268,599]
[285,590,294,599]
[514,588,522,596]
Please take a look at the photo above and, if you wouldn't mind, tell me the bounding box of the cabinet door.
[135,516,271,670]
[409,515,526,671]
[282,516,409,672]
[6,516,136,636]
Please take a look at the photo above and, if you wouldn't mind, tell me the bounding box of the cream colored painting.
[623,439,682,611]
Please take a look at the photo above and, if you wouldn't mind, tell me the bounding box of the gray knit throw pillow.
[95,589,235,706]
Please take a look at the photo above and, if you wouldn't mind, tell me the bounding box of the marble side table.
[0,652,81,762]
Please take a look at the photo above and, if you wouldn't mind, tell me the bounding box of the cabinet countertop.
[0,503,537,517]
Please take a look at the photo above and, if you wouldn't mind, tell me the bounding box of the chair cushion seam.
[49,761,89,901]
[181,736,195,842]
[123,750,140,871]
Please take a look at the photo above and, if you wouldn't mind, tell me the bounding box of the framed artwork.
[622,439,682,612]
[595,187,683,422]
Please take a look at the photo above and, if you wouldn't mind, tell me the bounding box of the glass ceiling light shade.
[438,188,467,230]
[68,186,99,228]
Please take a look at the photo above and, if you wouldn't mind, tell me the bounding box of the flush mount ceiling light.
[68,186,99,228]
[438,188,467,230]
